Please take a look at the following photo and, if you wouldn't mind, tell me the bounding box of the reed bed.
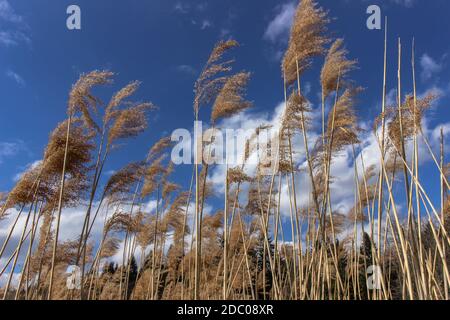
[0,0,449,300]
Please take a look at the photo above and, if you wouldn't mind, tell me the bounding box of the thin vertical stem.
[48,113,73,299]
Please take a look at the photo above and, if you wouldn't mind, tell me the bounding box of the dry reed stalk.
[3,1,450,301]
[14,202,43,300]
[2,197,37,299]
[49,71,113,299]
[376,17,389,288]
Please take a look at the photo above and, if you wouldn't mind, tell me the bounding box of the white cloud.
[0,201,114,286]
[174,2,208,14]
[0,196,192,285]
[188,18,213,31]
[220,28,231,38]
[358,0,415,8]
[431,122,450,142]
[6,70,25,87]
[200,19,212,30]
[386,88,398,106]
[206,83,450,225]
[174,1,212,32]
[391,0,415,7]
[0,0,22,23]
[208,100,319,216]
[0,140,26,164]
[174,2,189,14]
[104,169,116,176]
[0,270,20,289]
[0,30,29,47]
[12,160,42,182]
[420,54,443,81]
[196,3,208,12]
[175,64,197,76]
[0,1,29,48]
[263,2,296,43]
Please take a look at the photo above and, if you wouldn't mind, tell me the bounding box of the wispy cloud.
[174,2,208,14]
[175,64,197,76]
[196,2,208,12]
[12,160,42,182]
[0,30,30,47]
[0,1,29,47]
[220,28,231,38]
[0,0,22,23]
[200,19,212,30]
[0,140,27,164]
[174,1,213,31]
[359,0,416,8]
[174,2,189,14]
[391,0,415,7]
[263,2,296,44]
[420,53,443,81]
[218,10,238,40]
[6,69,25,87]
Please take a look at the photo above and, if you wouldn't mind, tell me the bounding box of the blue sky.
[0,0,449,214]
[0,0,449,188]
[1,0,450,194]
[1,0,450,283]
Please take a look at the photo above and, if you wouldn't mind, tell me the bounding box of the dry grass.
[1,0,449,301]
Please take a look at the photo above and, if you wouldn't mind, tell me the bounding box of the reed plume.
[282,0,329,85]
[321,39,357,98]
[3,0,450,301]
[211,72,252,123]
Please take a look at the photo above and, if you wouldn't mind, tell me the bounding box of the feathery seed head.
[68,70,114,131]
[211,72,252,123]
[282,0,329,85]
[194,40,239,115]
[107,102,154,147]
[104,81,141,125]
[321,38,357,98]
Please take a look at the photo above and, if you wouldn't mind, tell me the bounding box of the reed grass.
[0,0,449,301]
